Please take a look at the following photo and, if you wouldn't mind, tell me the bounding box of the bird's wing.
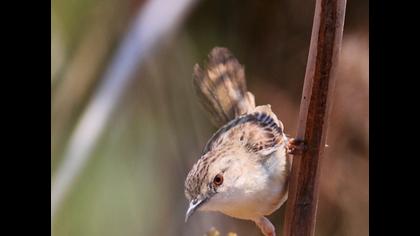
[202,110,285,157]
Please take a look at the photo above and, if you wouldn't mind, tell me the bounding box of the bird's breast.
[219,148,290,220]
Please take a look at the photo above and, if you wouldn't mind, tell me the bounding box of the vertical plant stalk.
[282,0,346,235]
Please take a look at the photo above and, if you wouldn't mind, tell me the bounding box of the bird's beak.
[185,198,207,222]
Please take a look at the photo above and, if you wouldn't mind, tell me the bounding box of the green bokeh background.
[52,0,368,235]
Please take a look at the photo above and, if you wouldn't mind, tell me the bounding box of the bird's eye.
[213,174,223,186]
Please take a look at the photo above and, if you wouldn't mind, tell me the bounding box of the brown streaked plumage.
[185,111,286,200]
[185,47,300,236]
[193,47,255,127]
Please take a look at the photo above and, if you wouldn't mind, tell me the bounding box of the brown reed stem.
[282,0,347,235]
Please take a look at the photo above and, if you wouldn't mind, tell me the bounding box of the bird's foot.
[286,138,306,155]
[254,217,276,236]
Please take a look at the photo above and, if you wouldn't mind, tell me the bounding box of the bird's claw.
[255,217,276,236]
[287,138,306,155]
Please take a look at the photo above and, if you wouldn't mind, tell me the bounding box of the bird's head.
[184,149,251,222]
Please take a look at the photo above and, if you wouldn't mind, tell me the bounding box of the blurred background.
[51,0,368,235]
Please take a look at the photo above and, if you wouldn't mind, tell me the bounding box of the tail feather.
[193,47,256,127]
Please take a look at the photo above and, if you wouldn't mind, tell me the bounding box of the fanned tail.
[193,47,256,127]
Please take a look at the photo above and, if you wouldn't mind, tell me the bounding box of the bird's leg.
[286,138,306,155]
[254,217,276,236]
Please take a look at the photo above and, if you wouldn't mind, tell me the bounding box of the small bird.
[184,47,302,236]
